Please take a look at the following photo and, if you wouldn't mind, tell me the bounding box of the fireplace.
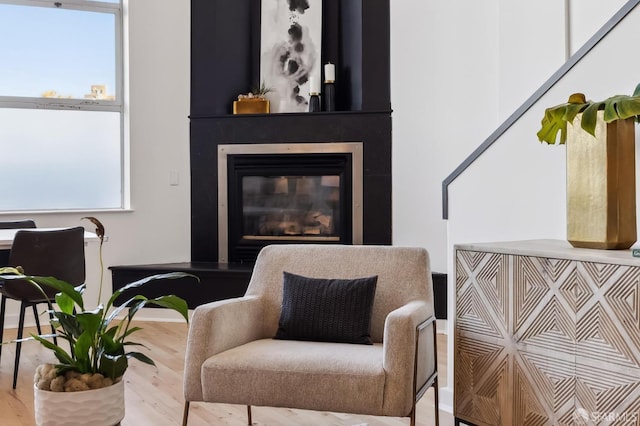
[218,143,363,263]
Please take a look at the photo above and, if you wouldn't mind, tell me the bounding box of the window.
[0,0,124,211]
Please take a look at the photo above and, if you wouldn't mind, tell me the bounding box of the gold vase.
[566,112,636,249]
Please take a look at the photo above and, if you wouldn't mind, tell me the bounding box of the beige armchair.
[183,244,439,425]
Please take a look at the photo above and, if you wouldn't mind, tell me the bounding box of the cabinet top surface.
[455,239,640,266]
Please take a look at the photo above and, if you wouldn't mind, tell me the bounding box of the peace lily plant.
[0,218,196,392]
[537,83,640,144]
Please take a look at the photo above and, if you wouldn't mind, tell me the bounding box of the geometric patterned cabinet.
[455,240,640,426]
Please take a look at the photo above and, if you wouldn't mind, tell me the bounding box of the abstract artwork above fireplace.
[260,0,323,113]
[218,142,363,263]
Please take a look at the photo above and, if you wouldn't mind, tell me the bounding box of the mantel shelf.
[189,110,393,120]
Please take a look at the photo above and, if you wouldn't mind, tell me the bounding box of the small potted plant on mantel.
[233,81,272,114]
[536,83,640,249]
[0,217,197,426]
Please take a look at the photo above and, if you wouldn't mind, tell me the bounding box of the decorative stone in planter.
[34,379,124,426]
[566,112,636,249]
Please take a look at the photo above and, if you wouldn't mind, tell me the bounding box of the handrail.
[441,0,640,219]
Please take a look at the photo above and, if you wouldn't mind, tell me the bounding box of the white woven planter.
[34,379,125,426]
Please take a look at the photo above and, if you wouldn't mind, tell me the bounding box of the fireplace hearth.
[218,142,363,263]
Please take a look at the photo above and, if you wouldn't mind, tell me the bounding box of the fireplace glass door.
[242,175,342,240]
[227,153,352,262]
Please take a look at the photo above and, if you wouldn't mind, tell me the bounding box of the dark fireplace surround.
[189,1,394,265]
[191,114,392,265]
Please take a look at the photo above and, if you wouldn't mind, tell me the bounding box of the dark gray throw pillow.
[274,271,378,344]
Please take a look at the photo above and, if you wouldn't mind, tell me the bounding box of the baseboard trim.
[438,386,454,414]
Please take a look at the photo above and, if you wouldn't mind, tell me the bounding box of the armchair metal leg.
[409,380,440,426]
[247,405,252,425]
[182,401,189,426]
[412,316,440,426]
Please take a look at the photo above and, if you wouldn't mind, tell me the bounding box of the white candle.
[309,76,320,94]
[324,63,335,83]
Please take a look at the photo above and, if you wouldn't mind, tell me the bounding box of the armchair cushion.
[201,338,386,414]
[274,271,377,344]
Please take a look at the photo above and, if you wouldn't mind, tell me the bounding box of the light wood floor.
[0,322,452,426]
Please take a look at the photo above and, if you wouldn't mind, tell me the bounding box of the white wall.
[1,0,191,325]
[569,0,629,53]
[392,0,636,271]
[391,0,567,274]
[390,1,499,273]
[497,1,567,117]
[391,0,640,412]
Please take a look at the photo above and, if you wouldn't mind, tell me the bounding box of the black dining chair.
[0,220,37,365]
[0,220,36,267]
[0,226,85,389]
[0,220,36,230]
